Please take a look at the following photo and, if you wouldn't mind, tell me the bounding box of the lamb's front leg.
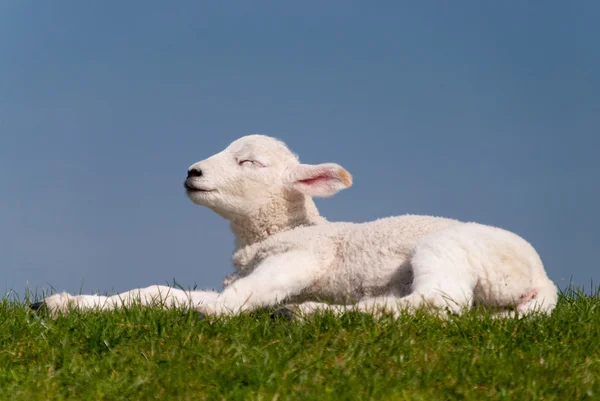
[199,251,323,316]
[34,285,219,316]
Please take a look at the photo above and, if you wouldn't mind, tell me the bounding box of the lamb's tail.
[514,278,558,316]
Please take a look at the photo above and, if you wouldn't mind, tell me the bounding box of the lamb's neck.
[230,196,326,249]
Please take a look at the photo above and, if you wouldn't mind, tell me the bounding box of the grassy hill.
[1,288,598,400]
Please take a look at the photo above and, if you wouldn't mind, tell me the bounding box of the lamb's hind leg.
[274,294,449,320]
[396,234,479,314]
[272,302,350,319]
[275,247,478,319]
[272,293,444,319]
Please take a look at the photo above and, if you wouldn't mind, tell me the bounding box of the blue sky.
[1,1,598,297]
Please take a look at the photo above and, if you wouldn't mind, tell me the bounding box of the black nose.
[187,168,202,178]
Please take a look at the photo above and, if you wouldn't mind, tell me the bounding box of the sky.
[0,1,598,298]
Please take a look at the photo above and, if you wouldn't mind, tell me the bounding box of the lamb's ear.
[285,163,353,197]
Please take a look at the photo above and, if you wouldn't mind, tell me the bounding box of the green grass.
[1,289,599,401]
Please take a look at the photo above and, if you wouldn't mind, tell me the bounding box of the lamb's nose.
[187,168,202,178]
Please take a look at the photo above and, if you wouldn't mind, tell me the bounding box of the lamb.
[35,134,558,318]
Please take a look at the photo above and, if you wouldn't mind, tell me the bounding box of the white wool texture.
[41,134,557,318]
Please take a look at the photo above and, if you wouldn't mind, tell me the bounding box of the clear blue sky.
[1,1,598,297]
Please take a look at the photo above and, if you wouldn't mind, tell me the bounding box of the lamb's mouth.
[184,181,215,193]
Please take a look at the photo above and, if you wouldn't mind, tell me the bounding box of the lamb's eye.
[238,158,265,167]
[239,160,258,166]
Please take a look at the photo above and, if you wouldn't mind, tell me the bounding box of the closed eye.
[239,159,264,167]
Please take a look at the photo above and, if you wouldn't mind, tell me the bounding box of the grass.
[0,288,599,401]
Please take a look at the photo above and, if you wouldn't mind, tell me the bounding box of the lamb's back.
[299,215,460,302]
[330,215,460,276]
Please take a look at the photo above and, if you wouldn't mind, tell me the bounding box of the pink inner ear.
[288,163,352,197]
[297,175,332,186]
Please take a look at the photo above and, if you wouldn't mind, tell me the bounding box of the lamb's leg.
[273,302,350,319]
[198,251,323,316]
[281,296,433,318]
[274,295,444,319]
[283,284,552,320]
[35,285,219,316]
[286,232,483,318]
[274,241,480,320]
[273,243,479,320]
[280,292,466,319]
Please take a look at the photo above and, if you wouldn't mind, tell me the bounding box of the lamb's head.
[184,135,352,237]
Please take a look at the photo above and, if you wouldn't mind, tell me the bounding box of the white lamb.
[36,135,558,318]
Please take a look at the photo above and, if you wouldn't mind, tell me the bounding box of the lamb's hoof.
[29,301,45,312]
[271,307,295,320]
